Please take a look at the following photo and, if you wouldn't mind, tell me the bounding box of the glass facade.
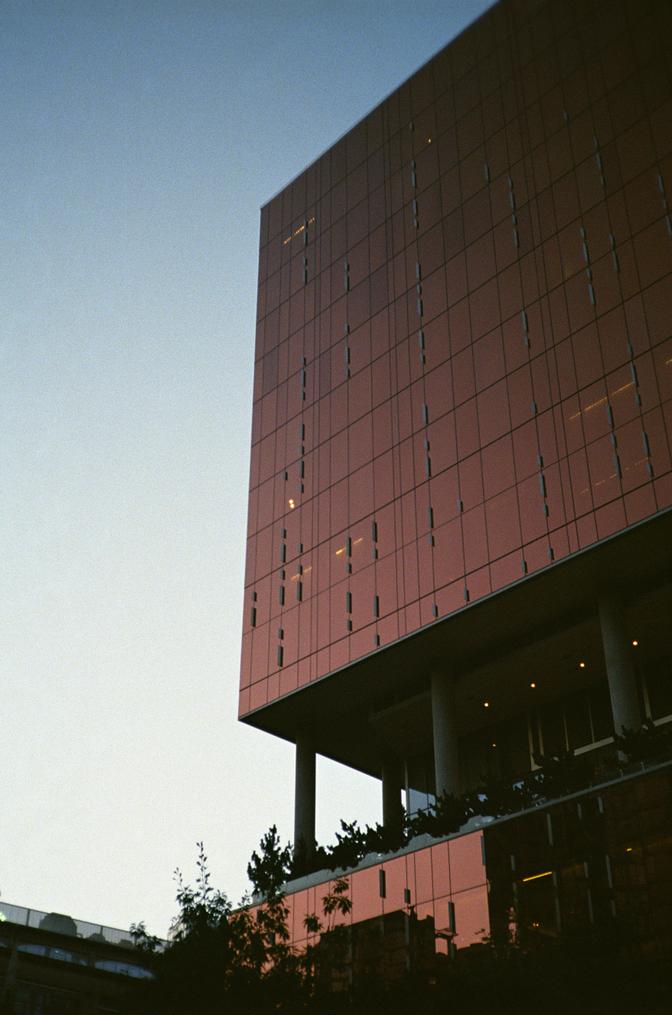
[240,0,672,716]
[238,0,672,969]
[485,762,672,955]
[0,907,156,1015]
[283,829,488,956]
[282,762,672,961]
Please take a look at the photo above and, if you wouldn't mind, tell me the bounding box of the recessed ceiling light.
[483,700,490,708]
[579,661,586,669]
[491,742,497,748]
[530,681,536,689]
[632,639,638,647]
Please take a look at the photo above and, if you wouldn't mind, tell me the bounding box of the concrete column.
[294,732,316,860]
[599,594,641,735]
[381,758,404,831]
[431,670,460,798]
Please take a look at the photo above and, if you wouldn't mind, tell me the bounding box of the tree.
[126,837,308,1015]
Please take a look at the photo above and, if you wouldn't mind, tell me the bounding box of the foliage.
[123,835,360,1015]
[323,820,369,872]
[239,736,672,889]
[304,878,352,936]
[129,920,163,953]
[302,878,353,997]
[247,825,294,900]
[305,731,672,879]
[531,748,592,798]
[124,838,306,1015]
[614,718,672,764]
[427,790,473,833]
[170,841,233,941]
[469,776,534,817]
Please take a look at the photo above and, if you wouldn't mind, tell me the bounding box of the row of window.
[251,343,672,485]
[247,429,664,621]
[246,414,671,591]
[260,146,670,300]
[253,299,672,460]
[258,210,671,359]
[0,936,153,979]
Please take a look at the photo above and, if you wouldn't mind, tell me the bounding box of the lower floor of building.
[281,761,672,980]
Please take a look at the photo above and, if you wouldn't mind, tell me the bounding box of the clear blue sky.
[1,0,492,936]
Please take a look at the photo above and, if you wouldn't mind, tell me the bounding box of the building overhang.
[240,508,672,780]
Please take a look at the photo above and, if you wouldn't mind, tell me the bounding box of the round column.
[294,732,316,861]
[381,758,404,831]
[431,670,460,798]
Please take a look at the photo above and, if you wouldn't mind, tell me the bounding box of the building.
[0,900,155,1014]
[239,0,672,960]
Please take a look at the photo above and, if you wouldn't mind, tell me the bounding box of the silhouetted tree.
[125,838,308,1014]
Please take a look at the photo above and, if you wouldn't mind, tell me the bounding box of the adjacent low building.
[0,901,154,1015]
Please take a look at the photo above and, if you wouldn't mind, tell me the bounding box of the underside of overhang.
[240,508,672,780]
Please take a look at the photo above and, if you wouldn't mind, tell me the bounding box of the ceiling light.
[483,700,490,708]
[632,639,638,647]
[579,661,586,669]
[530,681,536,689]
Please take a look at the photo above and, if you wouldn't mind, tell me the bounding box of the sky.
[1,0,492,937]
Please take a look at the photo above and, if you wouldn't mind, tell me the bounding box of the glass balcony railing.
[0,902,159,979]
[0,901,138,949]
